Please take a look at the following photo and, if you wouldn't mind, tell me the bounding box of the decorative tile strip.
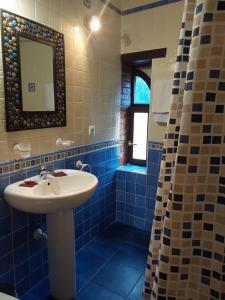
[0,140,120,175]
[148,141,163,150]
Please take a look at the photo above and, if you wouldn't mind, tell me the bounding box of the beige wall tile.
[36,0,50,25]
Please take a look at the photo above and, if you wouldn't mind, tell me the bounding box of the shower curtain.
[143,0,225,299]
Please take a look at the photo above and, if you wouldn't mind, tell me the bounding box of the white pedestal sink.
[4,169,98,300]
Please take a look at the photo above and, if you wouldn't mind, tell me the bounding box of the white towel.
[152,112,169,123]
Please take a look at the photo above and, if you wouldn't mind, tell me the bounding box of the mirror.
[1,10,66,131]
[19,36,55,112]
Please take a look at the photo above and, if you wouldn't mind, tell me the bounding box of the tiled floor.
[21,223,150,300]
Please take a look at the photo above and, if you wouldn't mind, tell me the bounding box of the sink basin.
[4,169,98,214]
[4,169,98,300]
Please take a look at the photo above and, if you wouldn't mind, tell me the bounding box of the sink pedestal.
[47,209,75,300]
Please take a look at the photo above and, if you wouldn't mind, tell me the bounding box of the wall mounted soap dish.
[56,138,74,147]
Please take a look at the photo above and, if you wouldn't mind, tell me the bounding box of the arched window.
[134,76,151,105]
[128,70,150,166]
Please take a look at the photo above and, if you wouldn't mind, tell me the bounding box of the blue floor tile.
[76,275,88,292]
[127,275,144,300]
[76,248,106,282]
[92,260,141,298]
[85,236,122,260]
[110,243,148,272]
[127,229,150,249]
[76,282,123,300]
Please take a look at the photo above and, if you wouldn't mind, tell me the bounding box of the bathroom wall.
[121,0,184,143]
[0,0,121,162]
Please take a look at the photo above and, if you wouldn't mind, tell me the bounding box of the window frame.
[128,69,151,166]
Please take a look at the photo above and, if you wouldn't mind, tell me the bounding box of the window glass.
[132,112,148,160]
[134,76,150,104]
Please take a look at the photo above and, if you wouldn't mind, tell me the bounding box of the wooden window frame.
[128,69,150,166]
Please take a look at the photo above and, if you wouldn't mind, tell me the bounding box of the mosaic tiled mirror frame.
[1,10,66,131]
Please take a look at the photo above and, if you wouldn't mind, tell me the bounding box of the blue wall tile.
[117,180,125,191]
[148,162,161,176]
[125,215,134,227]
[0,200,11,219]
[0,217,11,238]
[135,206,145,218]
[116,147,162,231]
[125,203,134,215]
[12,212,28,231]
[0,253,13,275]
[126,172,136,182]
[134,217,145,230]
[0,235,12,257]
[15,277,30,297]
[136,195,145,208]
[15,261,29,283]
[126,182,135,194]
[126,193,135,204]
[148,149,160,164]
[117,211,125,223]
[0,176,9,198]
[10,171,26,184]
[29,251,42,271]
[117,201,125,211]
[0,270,14,284]
[147,175,158,188]
[136,174,146,185]
[116,170,126,180]
[135,184,146,197]
[13,243,29,266]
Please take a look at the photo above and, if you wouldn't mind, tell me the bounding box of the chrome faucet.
[39,165,52,180]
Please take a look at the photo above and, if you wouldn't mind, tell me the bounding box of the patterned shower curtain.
[143,0,225,299]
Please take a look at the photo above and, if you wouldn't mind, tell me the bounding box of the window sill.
[117,164,147,175]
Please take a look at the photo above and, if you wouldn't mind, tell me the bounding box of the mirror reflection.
[19,36,55,111]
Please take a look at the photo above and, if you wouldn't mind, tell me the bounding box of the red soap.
[52,171,67,177]
[19,180,38,187]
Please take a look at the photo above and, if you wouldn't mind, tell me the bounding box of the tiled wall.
[0,141,120,297]
[0,0,121,162]
[116,142,163,231]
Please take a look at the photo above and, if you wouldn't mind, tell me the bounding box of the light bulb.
[89,16,101,32]
[74,26,80,32]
